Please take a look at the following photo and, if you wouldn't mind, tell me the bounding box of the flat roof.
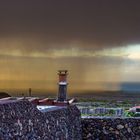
[37,105,66,112]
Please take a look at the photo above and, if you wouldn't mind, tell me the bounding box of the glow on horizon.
[0,45,137,59]
[126,44,140,60]
[0,39,140,92]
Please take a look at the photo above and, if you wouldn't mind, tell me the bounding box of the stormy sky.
[0,0,140,94]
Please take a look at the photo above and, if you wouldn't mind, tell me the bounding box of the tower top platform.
[58,70,68,75]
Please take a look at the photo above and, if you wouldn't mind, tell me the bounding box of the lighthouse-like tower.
[57,70,68,102]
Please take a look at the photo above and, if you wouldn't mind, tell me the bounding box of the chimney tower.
[57,70,68,102]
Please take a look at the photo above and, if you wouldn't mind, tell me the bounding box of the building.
[57,70,68,102]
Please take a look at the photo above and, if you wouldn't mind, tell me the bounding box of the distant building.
[29,88,32,96]
[129,106,140,113]
[0,92,11,99]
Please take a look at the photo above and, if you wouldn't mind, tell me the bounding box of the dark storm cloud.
[0,0,140,49]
